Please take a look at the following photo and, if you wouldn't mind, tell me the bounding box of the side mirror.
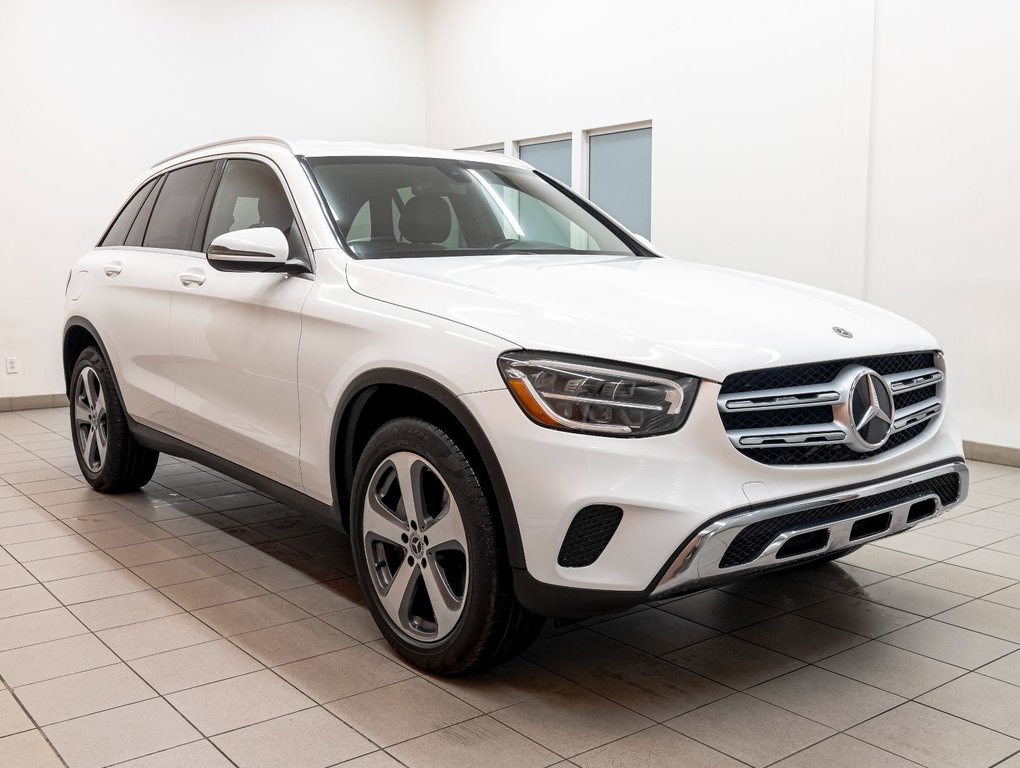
[207,227,289,272]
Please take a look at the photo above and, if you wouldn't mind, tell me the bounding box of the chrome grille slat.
[718,351,943,465]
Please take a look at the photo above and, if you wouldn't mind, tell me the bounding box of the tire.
[350,417,543,675]
[69,346,159,493]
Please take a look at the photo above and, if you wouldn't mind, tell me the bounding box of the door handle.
[179,271,206,287]
[104,262,122,277]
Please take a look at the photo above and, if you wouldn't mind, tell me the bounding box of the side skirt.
[129,421,338,528]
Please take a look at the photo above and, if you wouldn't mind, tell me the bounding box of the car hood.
[345,253,938,382]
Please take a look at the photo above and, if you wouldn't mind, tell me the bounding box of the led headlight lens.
[498,352,699,436]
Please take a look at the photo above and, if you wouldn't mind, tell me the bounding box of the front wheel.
[70,347,159,493]
[350,417,543,675]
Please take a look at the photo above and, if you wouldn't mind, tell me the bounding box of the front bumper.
[460,384,967,616]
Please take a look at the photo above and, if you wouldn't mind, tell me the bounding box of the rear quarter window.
[99,178,157,247]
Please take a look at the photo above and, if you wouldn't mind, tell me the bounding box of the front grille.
[718,351,943,465]
[719,472,961,567]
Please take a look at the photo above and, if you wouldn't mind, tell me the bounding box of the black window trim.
[96,176,159,248]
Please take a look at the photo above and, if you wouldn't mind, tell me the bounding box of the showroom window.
[518,138,572,186]
[588,126,652,238]
[143,162,216,251]
[204,159,307,261]
[100,178,158,247]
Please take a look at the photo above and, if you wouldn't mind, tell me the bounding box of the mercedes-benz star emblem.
[847,369,894,450]
[833,326,853,339]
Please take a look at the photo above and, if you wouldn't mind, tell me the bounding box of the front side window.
[143,162,216,250]
[204,159,306,262]
[307,158,635,259]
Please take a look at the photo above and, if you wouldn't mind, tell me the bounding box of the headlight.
[497,352,699,436]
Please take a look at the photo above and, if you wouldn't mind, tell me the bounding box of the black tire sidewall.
[350,417,505,673]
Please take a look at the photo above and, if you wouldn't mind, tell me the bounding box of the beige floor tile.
[0,563,36,590]
[0,606,87,652]
[0,690,33,737]
[321,606,384,642]
[44,698,200,768]
[277,645,415,703]
[790,561,887,592]
[243,561,342,593]
[132,553,233,587]
[522,629,654,684]
[24,549,121,581]
[982,649,1020,686]
[666,692,833,767]
[818,640,964,697]
[873,530,976,560]
[4,534,98,562]
[69,588,184,631]
[15,662,156,725]
[938,598,1020,642]
[794,594,921,637]
[660,590,782,632]
[663,635,803,690]
[167,669,314,736]
[0,633,119,686]
[46,567,150,604]
[493,685,653,757]
[849,702,1020,768]
[718,571,839,611]
[0,583,60,619]
[82,522,175,549]
[949,548,1020,580]
[733,613,868,662]
[43,498,126,520]
[179,526,268,553]
[209,542,304,571]
[338,752,406,768]
[924,519,1015,546]
[901,561,1015,596]
[581,656,732,721]
[851,576,971,616]
[113,739,234,767]
[0,729,65,768]
[193,593,310,636]
[838,544,934,575]
[748,665,903,729]
[881,618,1018,668]
[770,733,919,768]
[98,612,220,660]
[215,706,374,767]
[231,617,358,667]
[572,724,744,768]
[0,507,55,529]
[430,657,570,713]
[155,512,239,537]
[64,508,148,534]
[160,571,268,611]
[0,519,73,546]
[388,715,557,768]
[128,637,263,694]
[0,495,41,514]
[919,672,1020,737]
[107,537,201,567]
[592,608,718,656]
[278,577,364,615]
[328,677,480,747]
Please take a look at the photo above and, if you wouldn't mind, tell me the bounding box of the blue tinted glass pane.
[519,139,572,186]
[588,128,651,238]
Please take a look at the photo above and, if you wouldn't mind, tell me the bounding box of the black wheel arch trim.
[330,368,528,571]
[63,317,122,401]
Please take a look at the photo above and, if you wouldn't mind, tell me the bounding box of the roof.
[152,136,529,170]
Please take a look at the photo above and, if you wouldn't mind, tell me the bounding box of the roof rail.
[151,136,297,168]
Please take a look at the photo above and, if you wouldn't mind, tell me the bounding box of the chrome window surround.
[651,460,968,597]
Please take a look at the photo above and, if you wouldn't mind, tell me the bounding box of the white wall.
[0,0,427,399]
[424,0,1020,450]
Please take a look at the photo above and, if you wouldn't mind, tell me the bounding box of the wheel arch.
[331,369,527,570]
[63,317,116,399]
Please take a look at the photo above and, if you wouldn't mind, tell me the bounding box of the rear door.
[168,158,312,488]
[87,161,216,431]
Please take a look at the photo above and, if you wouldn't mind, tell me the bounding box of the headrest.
[399,194,451,244]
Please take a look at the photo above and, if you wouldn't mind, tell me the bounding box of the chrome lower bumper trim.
[651,461,969,598]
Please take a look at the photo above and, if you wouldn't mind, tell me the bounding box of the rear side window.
[125,176,162,247]
[143,162,216,251]
[100,178,157,247]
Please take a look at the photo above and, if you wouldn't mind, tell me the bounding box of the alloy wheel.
[74,366,108,473]
[362,451,469,643]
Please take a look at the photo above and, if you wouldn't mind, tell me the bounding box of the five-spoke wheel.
[73,366,109,473]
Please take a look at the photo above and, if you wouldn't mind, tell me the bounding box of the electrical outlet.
[5,357,18,374]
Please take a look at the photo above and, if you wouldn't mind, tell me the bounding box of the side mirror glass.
[207,227,289,272]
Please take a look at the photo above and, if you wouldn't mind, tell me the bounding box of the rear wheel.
[70,347,159,493]
[350,417,543,675]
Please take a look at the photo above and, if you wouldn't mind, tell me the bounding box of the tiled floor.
[1,407,1020,768]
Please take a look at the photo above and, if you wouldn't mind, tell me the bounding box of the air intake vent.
[557,505,623,568]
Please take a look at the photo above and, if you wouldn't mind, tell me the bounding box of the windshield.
[306,157,636,259]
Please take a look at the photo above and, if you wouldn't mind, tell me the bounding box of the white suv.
[64,136,969,673]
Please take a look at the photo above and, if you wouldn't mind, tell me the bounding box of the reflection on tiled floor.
[1,408,1020,768]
